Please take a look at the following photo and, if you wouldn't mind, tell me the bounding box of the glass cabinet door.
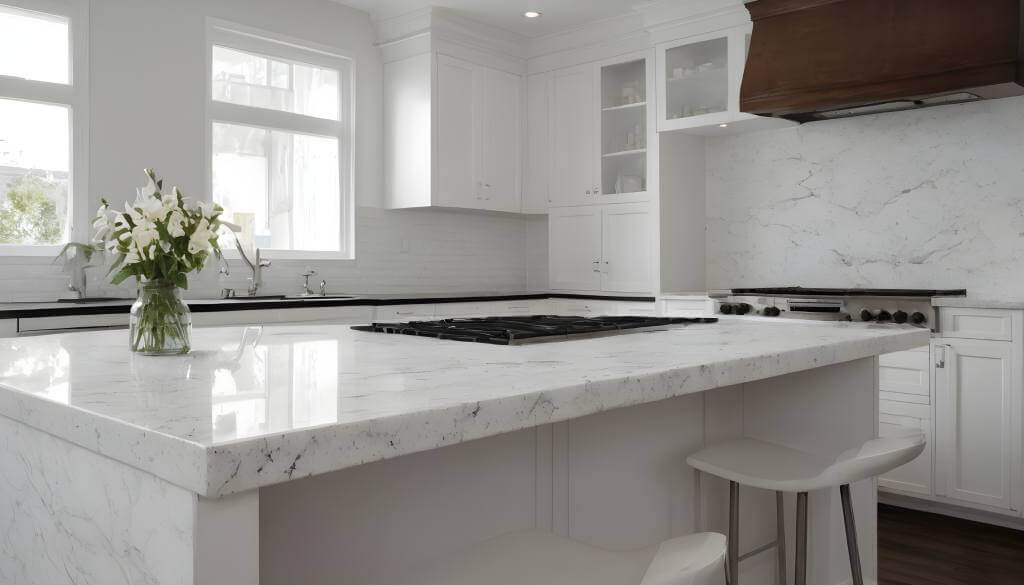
[663,35,728,122]
[599,58,647,196]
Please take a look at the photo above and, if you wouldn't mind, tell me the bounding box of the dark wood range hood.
[740,0,1024,122]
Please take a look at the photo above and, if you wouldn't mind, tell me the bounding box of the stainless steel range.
[711,287,967,332]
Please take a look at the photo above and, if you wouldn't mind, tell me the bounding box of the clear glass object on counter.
[129,279,192,356]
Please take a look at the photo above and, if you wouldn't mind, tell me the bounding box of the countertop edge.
[202,327,928,498]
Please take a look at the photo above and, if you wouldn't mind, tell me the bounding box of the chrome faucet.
[300,268,318,296]
[234,236,271,297]
[67,264,94,299]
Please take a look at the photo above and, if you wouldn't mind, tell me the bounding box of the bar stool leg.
[729,480,739,585]
[776,492,786,585]
[795,492,808,585]
[840,484,864,585]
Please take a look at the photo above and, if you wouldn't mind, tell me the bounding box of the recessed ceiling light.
[719,123,729,128]
[524,10,542,18]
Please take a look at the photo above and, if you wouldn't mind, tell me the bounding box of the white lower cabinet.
[549,203,652,294]
[933,338,1020,511]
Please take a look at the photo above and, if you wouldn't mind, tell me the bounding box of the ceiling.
[334,0,643,37]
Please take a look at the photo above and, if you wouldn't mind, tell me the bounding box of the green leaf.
[107,252,127,275]
[110,265,136,285]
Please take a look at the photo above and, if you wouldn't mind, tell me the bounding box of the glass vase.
[129,279,192,355]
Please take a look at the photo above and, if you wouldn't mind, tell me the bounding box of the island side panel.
[0,414,196,585]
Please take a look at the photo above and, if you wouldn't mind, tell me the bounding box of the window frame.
[0,0,88,256]
[206,19,355,260]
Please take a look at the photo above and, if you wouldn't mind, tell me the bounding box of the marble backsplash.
[705,96,1024,298]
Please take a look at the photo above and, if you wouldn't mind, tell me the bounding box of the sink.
[57,297,134,303]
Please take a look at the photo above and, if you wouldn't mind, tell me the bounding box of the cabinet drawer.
[374,304,436,322]
[939,308,1014,341]
[614,302,658,316]
[192,307,373,328]
[879,347,930,404]
[660,297,712,317]
[434,302,487,318]
[878,413,932,496]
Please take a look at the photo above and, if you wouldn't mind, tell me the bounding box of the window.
[0,1,85,251]
[208,23,352,256]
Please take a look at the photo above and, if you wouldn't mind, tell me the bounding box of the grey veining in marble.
[706,96,1024,297]
[0,413,194,585]
[0,320,927,497]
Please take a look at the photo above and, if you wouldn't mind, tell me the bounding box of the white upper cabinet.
[549,64,597,208]
[546,54,654,209]
[385,52,523,212]
[656,25,794,135]
[436,55,478,209]
[479,66,523,213]
[523,72,550,214]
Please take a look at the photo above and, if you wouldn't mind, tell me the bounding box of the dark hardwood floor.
[879,504,1024,585]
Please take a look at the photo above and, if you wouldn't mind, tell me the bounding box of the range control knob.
[860,309,875,322]
[719,303,735,315]
[893,310,909,324]
[910,312,928,325]
[763,306,781,317]
[734,303,752,315]
[876,310,892,322]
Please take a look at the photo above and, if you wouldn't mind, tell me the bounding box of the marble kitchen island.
[0,319,927,585]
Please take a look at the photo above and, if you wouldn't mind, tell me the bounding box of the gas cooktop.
[352,315,717,345]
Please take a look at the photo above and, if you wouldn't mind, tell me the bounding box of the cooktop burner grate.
[352,315,718,345]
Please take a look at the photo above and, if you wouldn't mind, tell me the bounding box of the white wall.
[705,96,1024,298]
[0,0,532,301]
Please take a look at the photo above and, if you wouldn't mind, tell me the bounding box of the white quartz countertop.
[932,296,1024,309]
[0,320,927,497]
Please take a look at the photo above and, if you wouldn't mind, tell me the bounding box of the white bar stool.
[686,432,925,585]
[391,529,729,585]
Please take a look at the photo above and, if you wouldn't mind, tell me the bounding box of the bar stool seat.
[686,432,925,585]
[390,530,728,585]
[687,434,926,493]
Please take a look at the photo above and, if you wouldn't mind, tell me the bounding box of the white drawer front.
[878,347,930,403]
[434,302,487,318]
[192,307,373,328]
[939,308,1013,341]
[660,298,712,317]
[374,304,436,322]
[615,302,658,316]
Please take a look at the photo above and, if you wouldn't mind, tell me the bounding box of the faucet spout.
[233,235,270,296]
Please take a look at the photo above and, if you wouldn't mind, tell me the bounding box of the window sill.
[220,248,355,262]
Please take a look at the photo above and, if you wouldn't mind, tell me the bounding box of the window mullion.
[0,77,74,106]
[209,101,341,137]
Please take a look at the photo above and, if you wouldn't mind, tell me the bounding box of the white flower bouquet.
[88,169,234,354]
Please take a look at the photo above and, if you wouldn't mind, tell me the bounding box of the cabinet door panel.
[479,67,522,212]
[549,65,595,207]
[934,339,1015,509]
[436,55,477,207]
[523,73,549,213]
[600,203,652,293]
[549,206,601,291]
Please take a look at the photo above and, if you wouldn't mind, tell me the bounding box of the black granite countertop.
[0,292,658,319]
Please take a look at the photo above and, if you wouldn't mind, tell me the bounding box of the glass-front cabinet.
[656,24,792,134]
[600,59,647,197]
